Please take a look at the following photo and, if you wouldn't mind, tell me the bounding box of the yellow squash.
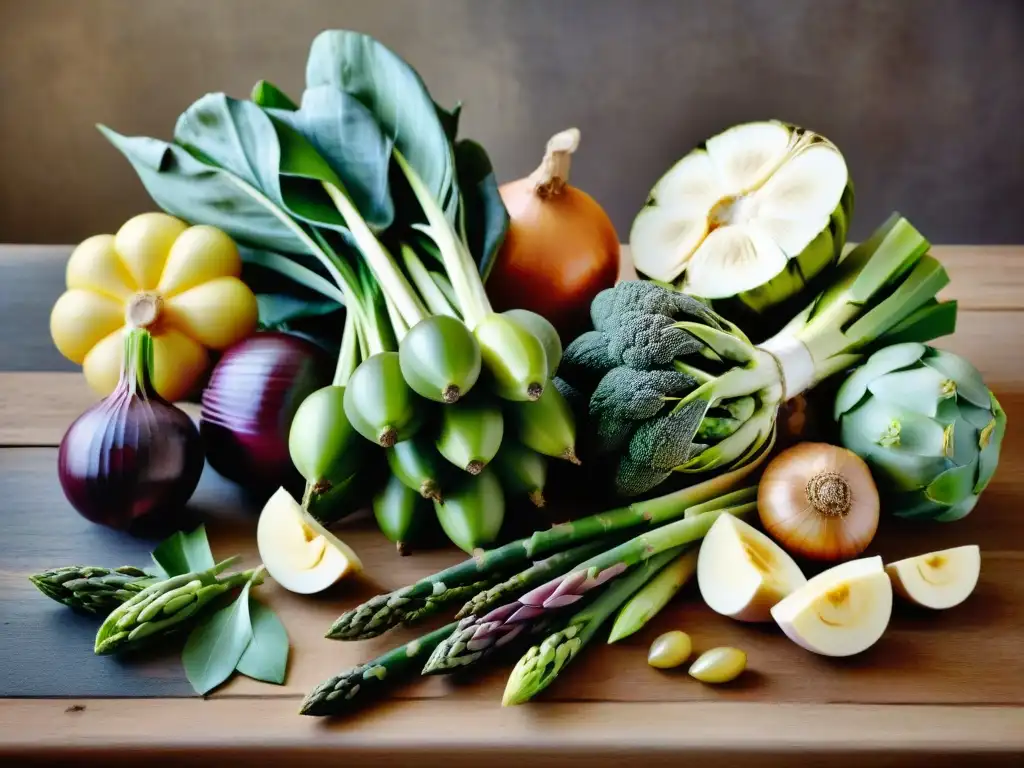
[50,213,258,401]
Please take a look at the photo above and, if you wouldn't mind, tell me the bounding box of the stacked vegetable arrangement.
[89,30,589,559]
[294,113,1005,715]
[41,27,1007,717]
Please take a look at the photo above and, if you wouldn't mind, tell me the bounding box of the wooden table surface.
[1,245,1023,767]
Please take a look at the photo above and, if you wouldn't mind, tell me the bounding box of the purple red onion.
[199,332,332,491]
[57,328,204,532]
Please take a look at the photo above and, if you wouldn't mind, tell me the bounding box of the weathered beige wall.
[1,0,1022,244]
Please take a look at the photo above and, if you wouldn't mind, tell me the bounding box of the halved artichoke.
[630,121,853,313]
[835,343,1006,522]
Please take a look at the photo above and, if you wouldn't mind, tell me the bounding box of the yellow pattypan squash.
[50,212,258,401]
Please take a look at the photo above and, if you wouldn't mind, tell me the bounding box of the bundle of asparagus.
[303,469,763,716]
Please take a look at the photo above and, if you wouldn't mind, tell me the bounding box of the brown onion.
[758,442,879,562]
[487,128,620,340]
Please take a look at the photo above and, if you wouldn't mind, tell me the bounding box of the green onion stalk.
[320,154,553,406]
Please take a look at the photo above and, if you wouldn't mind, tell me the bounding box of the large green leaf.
[436,101,462,142]
[182,580,255,695]
[98,125,310,255]
[172,93,353,243]
[236,599,290,685]
[151,525,216,579]
[267,85,395,231]
[305,30,458,224]
[455,139,509,279]
[256,294,341,329]
[251,79,298,111]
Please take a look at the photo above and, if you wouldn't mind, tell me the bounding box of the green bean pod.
[373,474,433,556]
[509,382,580,464]
[399,316,482,404]
[289,385,364,491]
[387,436,450,502]
[492,441,548,508]
[473,313,549,402]
[436,400,504,474]
[434,469,505,553]
[343,352,422,447]
[502,309,562,375]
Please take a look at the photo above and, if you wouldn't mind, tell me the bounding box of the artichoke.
[630,121,854,314]
[835,343,1006,521]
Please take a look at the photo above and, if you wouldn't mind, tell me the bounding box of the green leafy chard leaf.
[182,579,256,696]
[436,101,462,142]
[266,86,395,231]
[236,599,290,685]
[151,526,216,579]
[455,139,509,279]
[305,29,458,223]
[256,294,341,329]
[251,80,299,111]
[98,125,309,255]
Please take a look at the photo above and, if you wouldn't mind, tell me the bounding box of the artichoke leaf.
[844,397,947,457]
[975,393,1007,493]
[866,366,951,418]
[833,342,926,418]
[921,348,991,408]
[925,457,980,506]
[932,495,980,522]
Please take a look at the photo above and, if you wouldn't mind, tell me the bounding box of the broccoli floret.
[552,376,587,418]
[590,287,617,332]
[559,330,617,389]
[606,311,706,369]
[627,399,708,472]
[615,457,672,498]
[589,367,697,422]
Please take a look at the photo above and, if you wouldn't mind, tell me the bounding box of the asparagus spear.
[300,621,459,717]
[607,547,698,642]
[326,577,501,640]
[328,473,758,640]
[29,566,152,615]
[422,500,756,674]
[456,539,614,620]
[94,558,263,655]
[503,547,685,706]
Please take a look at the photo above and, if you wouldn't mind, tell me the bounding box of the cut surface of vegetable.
[630,121,851,313]
[697,513,807,622]
[771,556,892,657]
[885,545,980,610]
[256,488,362,594]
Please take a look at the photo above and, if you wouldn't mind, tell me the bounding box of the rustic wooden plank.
[1,698,1022,768]
[2,374,1021,702]
[1,306,1018,447]
[1,244,1021,374]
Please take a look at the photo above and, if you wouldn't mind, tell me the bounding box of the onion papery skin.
[57,329,204,532]
[758,442,880,562]
[199,332,331,491]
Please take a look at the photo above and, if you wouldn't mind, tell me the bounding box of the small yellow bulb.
[688,647,747,683]
[647,630,692,669]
